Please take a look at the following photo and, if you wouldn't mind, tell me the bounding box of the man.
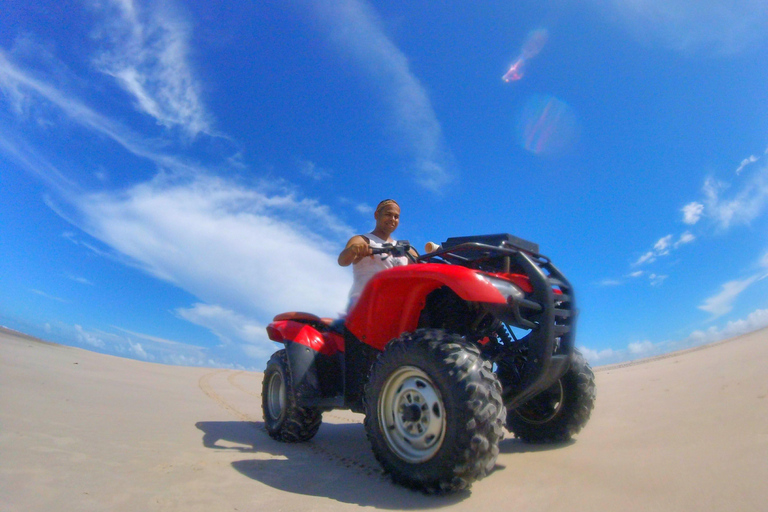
[338,199,410,309]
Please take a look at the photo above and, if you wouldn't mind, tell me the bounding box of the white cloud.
[682,202,704,225]
[30,288,69,303]
[177,303,263,343]
[703,173,768,229]
[583,307,768,366]
[648,273,668,286]
[578,346,616,363]
[599,0,768,55]
[674,231,695,248]
[75,324,106,348]
[633,229,696,272]
[356,203,374,215]
[0,49,191,174]
[653,234,673,254]
[679,308,768,349]
[66,274,94,286]
[126,340,153,361]
[72,174,352,323]
[628,339,656,355]
[736,155,759,175]
[698,274,762,318]
[634,251,656,266]
[176,303,276,362]
[2,42,353,368]
[90,0,211,137]
[306,0,453,191]
[298,159,332,181]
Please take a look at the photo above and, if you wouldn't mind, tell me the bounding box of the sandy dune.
[1,326,766,511]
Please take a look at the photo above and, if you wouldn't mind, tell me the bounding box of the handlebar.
[369,240,417,262]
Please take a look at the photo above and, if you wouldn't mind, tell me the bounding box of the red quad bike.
[262,234,596,492]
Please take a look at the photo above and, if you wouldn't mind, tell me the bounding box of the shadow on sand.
[498,437,575,454]
[195,421,469,509]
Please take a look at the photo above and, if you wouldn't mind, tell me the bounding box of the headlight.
[483,275,524,303]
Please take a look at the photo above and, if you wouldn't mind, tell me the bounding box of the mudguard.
[345,263,508,351]
[266,319,345,406]
[266,320,344,356]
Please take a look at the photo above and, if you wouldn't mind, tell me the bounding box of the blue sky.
[2,0,768,369]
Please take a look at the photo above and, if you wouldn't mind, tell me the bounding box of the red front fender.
[345,263,508,350]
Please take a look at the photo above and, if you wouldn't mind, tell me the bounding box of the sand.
[1,326,766,511]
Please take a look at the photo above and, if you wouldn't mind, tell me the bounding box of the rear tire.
[506,349,595,443]
[262,349,322,442]
[364,329,505,492]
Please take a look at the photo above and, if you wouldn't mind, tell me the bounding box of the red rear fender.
[266,320,343,356]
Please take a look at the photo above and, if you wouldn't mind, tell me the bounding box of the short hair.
[375,199,399,214]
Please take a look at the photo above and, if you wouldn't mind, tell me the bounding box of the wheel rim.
[378,366,446,463]
[514,379,564,424]
[267,371,286,420]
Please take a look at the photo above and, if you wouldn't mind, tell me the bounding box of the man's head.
[374,199,400,237]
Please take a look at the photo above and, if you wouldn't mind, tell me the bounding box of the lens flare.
[503,28,548,82]
[517,95,579,156]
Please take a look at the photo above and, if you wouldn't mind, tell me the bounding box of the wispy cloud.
[2,17,354,366]
[66,274,94,286]
[582,306,768,366]
[0,49,191,174]
[89,0,211,137]
[698,273,765,319]
[674,231,695,248]
[598,0,768,55]
[676,148,768,233]
[618,150,767,289]
[75,324,106,348]
[298,159,332,181]
[633,232,694,267]
[176,303,275,361]
[50,321,255,368]
[736,155,759,175]
[71,174,352,325]
[305,0,453,191]
[701,172,768,230]
[30,288,69,303]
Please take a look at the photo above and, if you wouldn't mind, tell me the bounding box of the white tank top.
[347,232,408,309]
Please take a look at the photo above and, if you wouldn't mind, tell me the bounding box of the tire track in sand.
[198,369,387,482]
[198,369,258,422]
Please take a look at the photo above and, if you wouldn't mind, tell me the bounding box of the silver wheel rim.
[267,371,286,420]
[378,366,446,463]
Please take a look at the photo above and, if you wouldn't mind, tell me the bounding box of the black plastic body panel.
[343,330,381,413]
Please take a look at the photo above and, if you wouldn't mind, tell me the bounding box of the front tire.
[506,349,595,443]
[262,349,322,442]
[364,329,505,492]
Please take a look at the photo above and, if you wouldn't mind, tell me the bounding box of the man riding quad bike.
[262,234,596,492]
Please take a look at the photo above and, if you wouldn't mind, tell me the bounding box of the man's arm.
[338,235,373,266]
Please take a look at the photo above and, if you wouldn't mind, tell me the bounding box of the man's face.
[375,204,400,234]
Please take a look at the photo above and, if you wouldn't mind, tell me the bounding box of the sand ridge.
[1,326,766,511]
